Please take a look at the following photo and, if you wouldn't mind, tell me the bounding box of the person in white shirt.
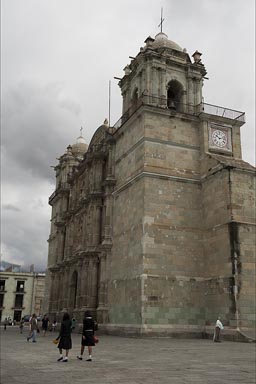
[213,317,224,342]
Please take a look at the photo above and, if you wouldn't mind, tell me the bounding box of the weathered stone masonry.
[46,31,255,338]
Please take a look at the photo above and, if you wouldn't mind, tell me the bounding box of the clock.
[209,124,232,152]
[211,129,228,148]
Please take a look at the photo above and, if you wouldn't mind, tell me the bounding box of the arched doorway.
[167,80,183,111]
[69,271,78,309]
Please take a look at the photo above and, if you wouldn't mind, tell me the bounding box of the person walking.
[55,312,72,362]
[3,318,8,330]
[71,317,77,332]
[27,314,38,342]
[77,311,97,362]
[52,319,57,332]
[19,318,24,334]
[42,315,49,337]
[213,317,224,342]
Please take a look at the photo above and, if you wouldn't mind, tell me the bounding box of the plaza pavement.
[1,325,255,384]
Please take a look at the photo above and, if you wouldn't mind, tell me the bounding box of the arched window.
[70,270,78,308]
[167,80,183,111]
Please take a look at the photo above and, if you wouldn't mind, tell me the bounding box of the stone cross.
[158,7,164,33]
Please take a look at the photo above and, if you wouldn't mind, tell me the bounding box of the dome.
[71,134,88,157]
[151,32,183,52]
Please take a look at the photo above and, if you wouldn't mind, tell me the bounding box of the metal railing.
[113,93,245,129]
[200,102,245,122]
[113,96,144,129]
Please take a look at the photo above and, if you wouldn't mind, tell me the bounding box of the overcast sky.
[1,0,255,271]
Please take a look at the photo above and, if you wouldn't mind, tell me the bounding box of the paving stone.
[1,326,255,384]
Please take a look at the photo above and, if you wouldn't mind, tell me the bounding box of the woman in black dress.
[77,311,96,361]
[56,312,72,362]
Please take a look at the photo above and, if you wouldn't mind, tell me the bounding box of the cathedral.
[46,30,255,339]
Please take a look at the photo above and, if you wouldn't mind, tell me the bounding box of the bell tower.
[108,26,254,339]
[119,32,207,115]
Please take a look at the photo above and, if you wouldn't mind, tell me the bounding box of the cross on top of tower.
[80,126,83,136]
[158,7,165,33]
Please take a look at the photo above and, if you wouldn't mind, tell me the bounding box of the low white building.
[0,271,45,322]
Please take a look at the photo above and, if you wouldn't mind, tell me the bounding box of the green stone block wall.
[143,305,206,326]
[143,177,205,277]
[142,276,206,326]
[108,277,142,324]
[202,169,230,228]
[144,111,200,148]
[203,277,235,326]
[142,275,236,328]
[237,224,256,329]
[111,179,144,279]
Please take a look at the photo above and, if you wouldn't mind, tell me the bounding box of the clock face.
[211,129,228,148]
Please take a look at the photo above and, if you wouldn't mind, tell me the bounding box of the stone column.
[94,159,102,192]
[57,230,65,263]
[146,62,152,97]
[61,229,66,261]
[103,146,115,244]
[92,204,102,245]
[87,207,93,245]
[195,78,203,106]
[107,146,113,177]
[181,90,187,113]
[64,220,74,260]
[83,259,90,307]
[80,260,89,307]
[122,89,129,114]
[63,225,69,259]
[48,272,55,313]
[152,66,157,102]
[97,254,106,307]
[123,87,130,113]
[160,69,167,106]
[193,79,198,106]
[187,76,194,113]
[58,269,64,310]
[62,267,69,310]
[76,260,83,308]
[103,186,113,244]
[51,273,58,311]
[137,71,142,96]
[97,249,110,323]
[88,258,99,310]
[55,273,61,311]
[82,212,87,248]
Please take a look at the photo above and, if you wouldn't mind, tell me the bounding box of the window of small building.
[16,281,25,292]
[0,280,5,292]
[14,294,24,308]
[14,310,22,322]
[0,294,4,308]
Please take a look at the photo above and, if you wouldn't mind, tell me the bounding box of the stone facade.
[46,32,255,338]
[0,272,46,322]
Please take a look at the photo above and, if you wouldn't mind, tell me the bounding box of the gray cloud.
[2,179,52,271]
[2,204,21,212]
[2,81,82,182]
